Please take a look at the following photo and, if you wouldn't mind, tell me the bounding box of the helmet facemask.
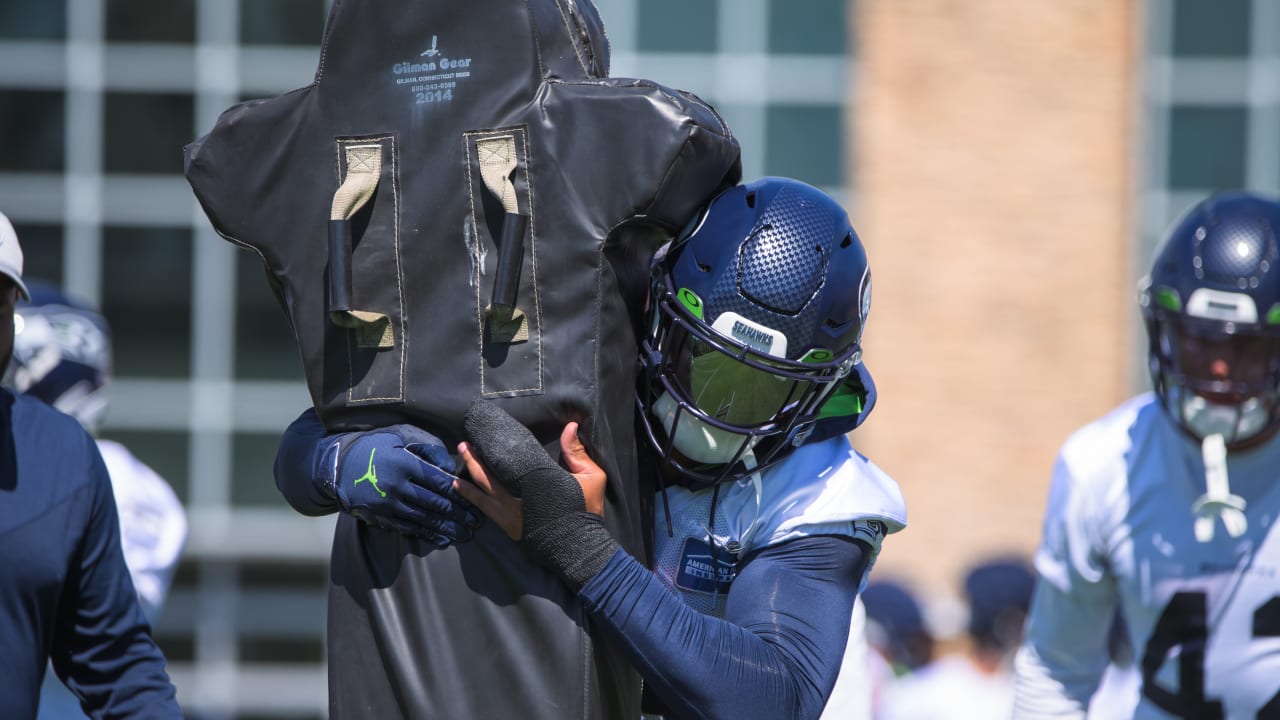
[1146,308,1280,448]
[639,273,860,487]
[1139,191,1280,542]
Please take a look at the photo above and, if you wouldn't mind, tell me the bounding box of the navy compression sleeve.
[273,407,338,516]
[579,534,869,720]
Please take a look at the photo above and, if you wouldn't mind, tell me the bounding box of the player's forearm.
[273,407,340,516]
[1011,643,1094,719]
[1011,581,1113,718]
[580,537,864,720]
[580,550,824,720]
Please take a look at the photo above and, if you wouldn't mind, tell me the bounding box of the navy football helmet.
[1140,191,1280,447]
[637,177,875,486]
[3,279,112,432]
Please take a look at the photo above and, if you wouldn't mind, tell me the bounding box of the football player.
[457,177,907,720]
[1013,191,1280,718]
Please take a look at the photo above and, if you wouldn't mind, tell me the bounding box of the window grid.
[0,0,853,716]
[598,0,853,203]
[1142,0,1280,260]
[1138,0,1280,390]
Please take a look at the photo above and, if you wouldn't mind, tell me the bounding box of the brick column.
[852,0,1140,597]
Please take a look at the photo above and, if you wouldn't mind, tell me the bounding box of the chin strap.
[1192,433,1247,542]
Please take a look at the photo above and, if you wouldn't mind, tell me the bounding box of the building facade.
[0,0,1273,715]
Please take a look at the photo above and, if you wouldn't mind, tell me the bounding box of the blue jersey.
[0,391,179,718]
[1014,393,1280,719]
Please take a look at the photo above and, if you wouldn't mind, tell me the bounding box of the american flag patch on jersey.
[674,537,738,595]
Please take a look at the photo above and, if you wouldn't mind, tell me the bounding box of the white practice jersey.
[1013,393,1280,719]
[652,435,905,717]
[651,434,907,617]
[880,654,1016,720]
[96,439,188,620]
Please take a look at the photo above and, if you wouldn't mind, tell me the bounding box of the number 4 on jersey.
[1141,591,1280,718]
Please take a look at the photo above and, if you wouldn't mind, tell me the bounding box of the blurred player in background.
[862,578,935,677]
[3,278,188,719]
[1086,610,1140,720]
[1013,191,1280,718]
[860,579,935,715]
[879,557,1034,720]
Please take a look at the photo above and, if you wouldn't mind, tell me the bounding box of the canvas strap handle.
[329,144,393,349]
[477,136,529,344]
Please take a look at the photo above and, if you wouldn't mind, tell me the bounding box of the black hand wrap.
[464,399,619,590]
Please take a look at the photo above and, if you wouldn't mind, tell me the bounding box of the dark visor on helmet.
[668,325,807,426]
[1160,316,1280,398]
[655,291,859,430]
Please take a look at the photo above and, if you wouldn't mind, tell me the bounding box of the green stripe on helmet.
[818,383,863,420]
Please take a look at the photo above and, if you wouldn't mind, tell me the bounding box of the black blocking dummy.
[184,0,741,717]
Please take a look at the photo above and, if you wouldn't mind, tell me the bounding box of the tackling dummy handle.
[328,143,393,349]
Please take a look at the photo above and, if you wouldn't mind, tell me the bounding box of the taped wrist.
[463,400,559,498]
[463,400,617,588]
[518,466,619,590]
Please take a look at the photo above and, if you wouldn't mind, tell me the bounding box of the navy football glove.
[320,426,482,546]
[463,399,618,590]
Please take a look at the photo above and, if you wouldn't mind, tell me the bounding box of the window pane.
[235,250,305,380]
[232,432,287,507]
[98,430,191,504]
[1167,107,1247,190]
[11,223,63,285]
[101,226,192,377]
[241,637,325,663]
[238,561,327,660]
[0,1,66,40]
[765,104,843,187]
[103,93,195,175]
[106,0,195,44]
[768,0,846,55]
[0,90,65,172]
[153,632,193,663]
[637,0,718,53]
[240,562,327,586]
[1172,0,1250,57]
[240,0,327,46]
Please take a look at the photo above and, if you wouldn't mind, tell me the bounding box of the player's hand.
[455,421,604,541]
[560,422,605,518]
[455,441,523,540]
[323,426,482,546]
[461,399,619,590]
